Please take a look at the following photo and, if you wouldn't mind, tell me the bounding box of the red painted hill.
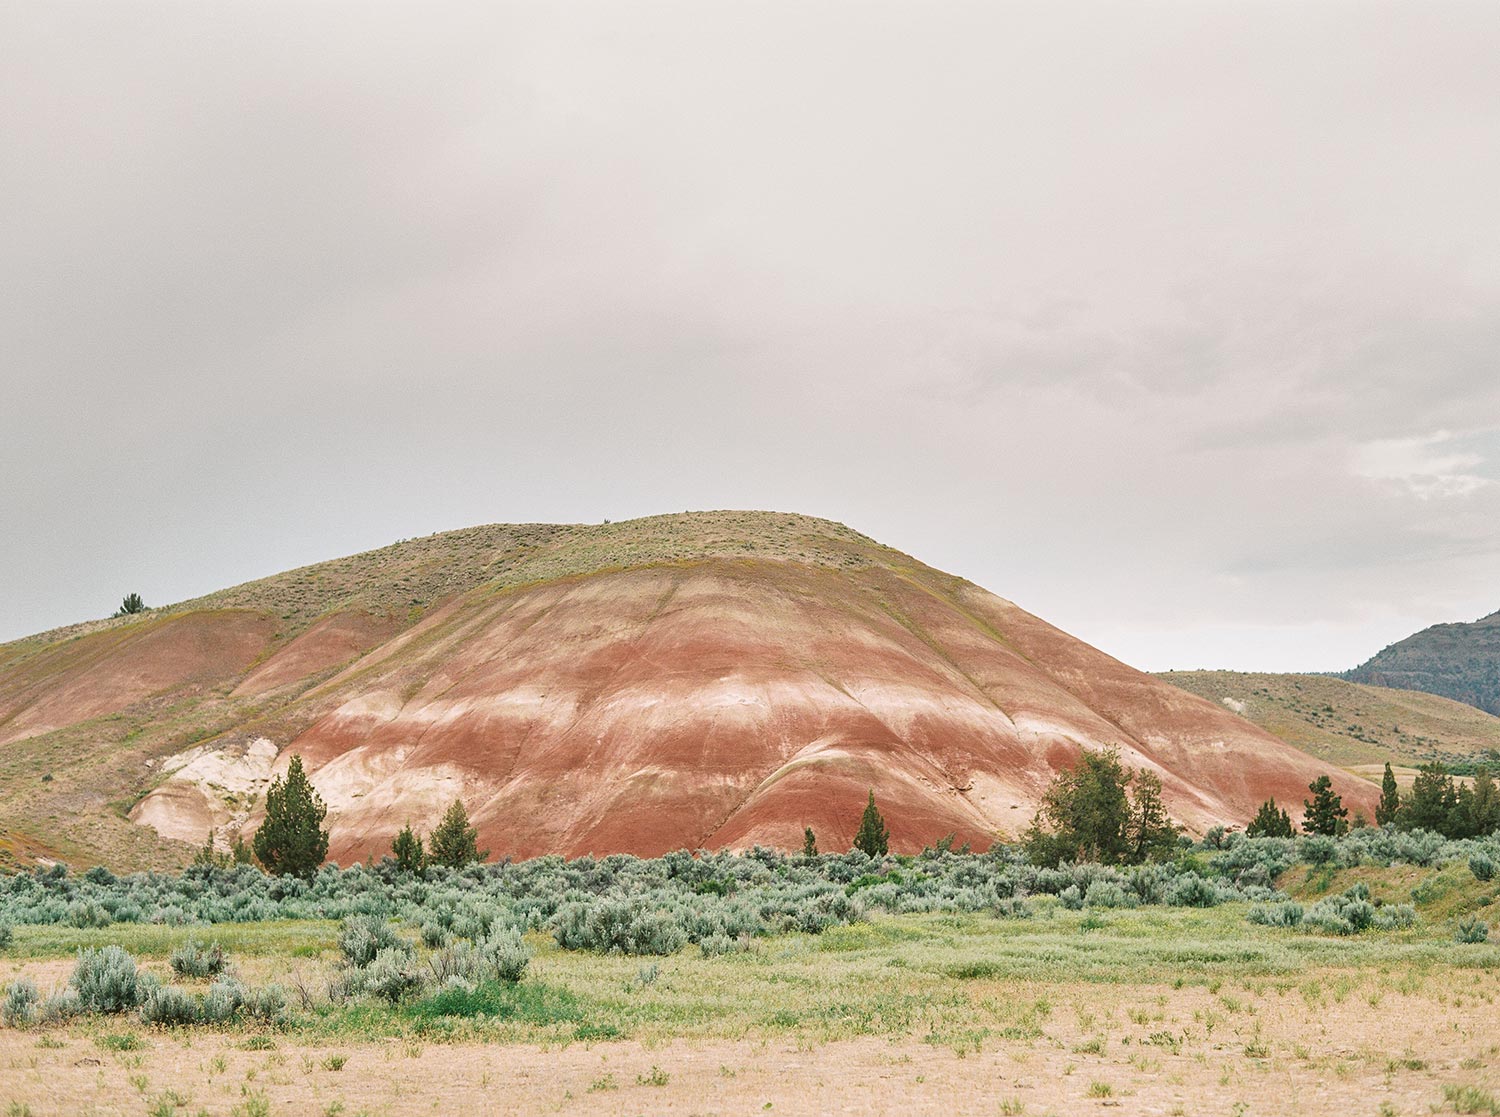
[0,512,1378,869]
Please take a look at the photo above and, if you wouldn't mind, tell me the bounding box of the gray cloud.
[3,0,1499,673]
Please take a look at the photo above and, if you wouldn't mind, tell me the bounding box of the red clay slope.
[239,557,1378,861]
[0,611,276,747]
[4,512,1379,863]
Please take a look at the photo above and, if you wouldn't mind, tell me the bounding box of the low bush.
[1455,918,1490,944]
[140,984,200,1026]
[170,938,227,978]
[2,979,39,1027]
[1247,901,1304,928]
[70,946,144,1013]
[339,915,410,968]
[482,927,531,983]
[360,947,424,1003]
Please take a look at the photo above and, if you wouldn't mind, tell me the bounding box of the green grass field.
[3,860,1499,1115]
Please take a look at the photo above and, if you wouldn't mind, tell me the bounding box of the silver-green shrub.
[1247,901,1304,928]
[339,915,409,968]
[360,948,424,1003]
[141,984,201,1025]
[481,927,531,983]
[69,946,144,1013]
[170,938,227,978]
[2,979,39,1027]
[201,978,244,1023]
[1456,918,1489,944]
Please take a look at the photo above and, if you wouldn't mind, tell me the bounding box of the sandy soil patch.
[2,976,1496,1116]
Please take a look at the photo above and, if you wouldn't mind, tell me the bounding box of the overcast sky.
[3,1,1499,671]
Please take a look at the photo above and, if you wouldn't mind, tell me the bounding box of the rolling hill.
[1156,670,1500,789]
[0,511,1380,870]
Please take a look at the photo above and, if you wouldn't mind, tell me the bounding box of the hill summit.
[0,511,1377,868]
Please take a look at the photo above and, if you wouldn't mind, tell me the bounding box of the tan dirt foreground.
[2,977,1499,1117]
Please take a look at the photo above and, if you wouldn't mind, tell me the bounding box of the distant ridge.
[1343,610,1500,717]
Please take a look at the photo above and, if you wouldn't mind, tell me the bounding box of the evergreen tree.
[391,823,425,873]
[1246,798,1295,838]
[1376,762,1402,827]
[427,799,487,868]
[1127,770,1180,862]
[229,833,252,865]
[251,755,329,879]
[852,791,889,857]
[802,826,818,857]
[1024,748,1133,867]
[112,593,147,617]
[1302,774,1348,836]
[192,831,230,870]
[1452,767,1500,838]
[1471,767,1500,836]
[1402,761,1458,835]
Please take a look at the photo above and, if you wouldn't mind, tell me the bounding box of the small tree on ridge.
[802,826,818,857]
[1246,798,1294,838]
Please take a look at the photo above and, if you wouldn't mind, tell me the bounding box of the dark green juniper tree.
[1024,748,1134,867]
[1376,762,1402,827]
[427,799,488,868]
[112,593,147,617]
[252,755,329,879]
[1454,767,1500,838]
[1302,774,1348,836]
[1126,770,1181,862]
[1402,761,1459,834]
[853,791,889,857]
[802,826,818,857]
[391,823,426,873]
[1246,798,1295,838]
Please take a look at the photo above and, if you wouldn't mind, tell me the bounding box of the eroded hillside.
[0,512,1380,869]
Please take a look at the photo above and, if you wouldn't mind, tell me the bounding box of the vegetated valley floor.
[3,873,1500,1116]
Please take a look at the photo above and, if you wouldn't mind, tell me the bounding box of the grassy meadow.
[1,842,1499,1115]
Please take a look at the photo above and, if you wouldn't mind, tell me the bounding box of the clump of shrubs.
[1455,917,1490,944]
[334,915,531,1004]
[70,945,145,1013]
[0,943,292,1029]
[2,980,39,1027]
[1248,885,1415,936]
[339,914,411,968]
[170,938,227,978]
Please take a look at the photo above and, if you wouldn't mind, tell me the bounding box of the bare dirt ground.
[3,977,1496,1116]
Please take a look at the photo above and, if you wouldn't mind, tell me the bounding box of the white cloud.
[1352,431,1491,499]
